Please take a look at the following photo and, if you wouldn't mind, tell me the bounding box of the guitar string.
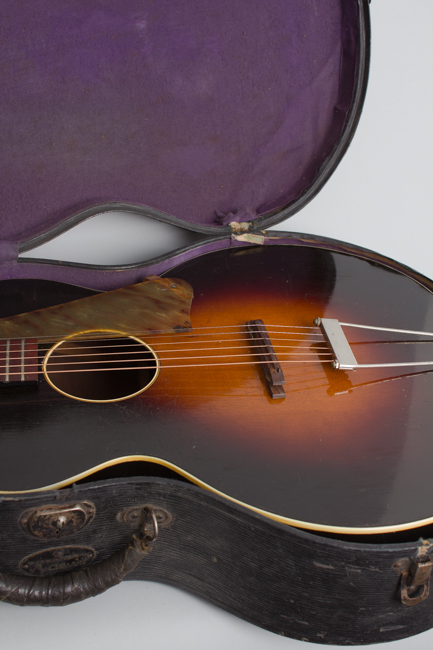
[280,367,433,396]
[4,347,433,375]
[2,333,433,367]
[33,334,325,352]
[2,320,433,345]
[0,332,325,352]
[351,339,433,345]
[5,361,433,384]
[0,348,334,373]
[0,323,323,344]
[3,332,433,370]
[0,329,331,361]
[0,358,336,377]
[38,336,433,355]
[3,331,432,349]
[2,320,433,375]
[340,322,433,337]
[1,335,428,363]
[2,326,433,348]
[4,333,327,354]
[9,338,433,373]
[0,342,333,368]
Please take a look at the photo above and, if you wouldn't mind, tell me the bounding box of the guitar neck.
[0,338,38,384]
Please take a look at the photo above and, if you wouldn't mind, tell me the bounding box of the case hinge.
[230,221,265,245]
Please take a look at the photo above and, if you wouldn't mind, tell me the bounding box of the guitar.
[2,243,433,535]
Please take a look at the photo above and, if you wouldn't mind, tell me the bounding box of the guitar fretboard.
[0,339,38,384]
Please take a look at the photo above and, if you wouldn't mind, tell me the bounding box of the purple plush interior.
[1,0,360,247]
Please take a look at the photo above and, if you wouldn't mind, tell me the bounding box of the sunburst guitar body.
[2,243,433,535]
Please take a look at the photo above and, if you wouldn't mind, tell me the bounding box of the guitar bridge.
[246,319,286,399]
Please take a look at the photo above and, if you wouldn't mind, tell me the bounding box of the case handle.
[0,507,158,606]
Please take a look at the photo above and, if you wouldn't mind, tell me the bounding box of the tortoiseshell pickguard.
[0,276,193,340]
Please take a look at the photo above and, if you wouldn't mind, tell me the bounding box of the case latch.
[20,502,95,538]
[394,541,433,606]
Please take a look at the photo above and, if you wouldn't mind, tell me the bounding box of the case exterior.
[1,475,433,646]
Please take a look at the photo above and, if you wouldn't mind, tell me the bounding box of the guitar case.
[1,0,433,644]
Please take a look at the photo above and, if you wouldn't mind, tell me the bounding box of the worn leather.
[0,534,150,606]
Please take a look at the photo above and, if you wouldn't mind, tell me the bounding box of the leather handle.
[0,512,157,606]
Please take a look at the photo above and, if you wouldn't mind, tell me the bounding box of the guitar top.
[1,243,433,534]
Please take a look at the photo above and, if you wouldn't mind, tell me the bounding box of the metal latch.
[20,502,95,538]
[401,558,433,606]
[393,542,433,606]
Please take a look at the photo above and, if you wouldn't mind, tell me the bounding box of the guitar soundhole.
[43,331,159,403]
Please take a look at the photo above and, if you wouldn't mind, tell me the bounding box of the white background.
[4,1,433,648]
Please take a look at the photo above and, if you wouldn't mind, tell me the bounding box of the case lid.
[0,0,369,249]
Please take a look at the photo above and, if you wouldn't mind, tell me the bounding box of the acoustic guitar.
[2,242,433,535]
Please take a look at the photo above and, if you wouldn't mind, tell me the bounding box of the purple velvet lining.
[0,241,19,264]
[1,240,233,290]
[0,231,394,292]
[1,0,359,243]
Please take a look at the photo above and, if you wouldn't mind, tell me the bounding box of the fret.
[20,338,25,382]
[24,339,38,382]
[9,340,22,382]
[0,339,11,382]
[0,338,39,384]
[5,339,10,382]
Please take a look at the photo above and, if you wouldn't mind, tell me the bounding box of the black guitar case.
[1,0,433,645]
